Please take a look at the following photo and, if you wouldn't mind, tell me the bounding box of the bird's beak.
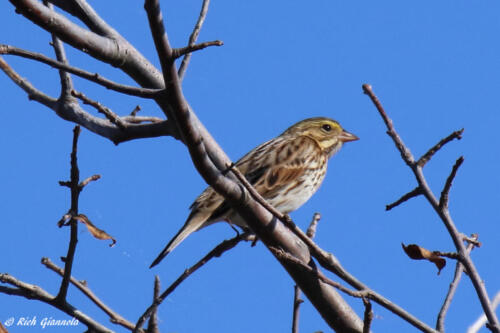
[338,130,359,142]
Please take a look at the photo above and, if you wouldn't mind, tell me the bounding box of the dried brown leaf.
[74,214,116,247]
[402,243,446,275]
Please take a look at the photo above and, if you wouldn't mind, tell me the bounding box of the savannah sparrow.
[150,117,358,267]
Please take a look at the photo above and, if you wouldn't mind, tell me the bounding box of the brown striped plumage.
[150,117,358,267]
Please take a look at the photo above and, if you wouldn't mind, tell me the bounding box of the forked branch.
[363,83,500,333]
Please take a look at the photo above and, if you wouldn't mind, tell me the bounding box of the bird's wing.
[236,135,319,203]
[150,136,316,267]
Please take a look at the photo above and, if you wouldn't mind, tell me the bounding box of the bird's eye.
[322,124,332,132]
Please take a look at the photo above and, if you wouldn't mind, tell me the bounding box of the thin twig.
[0,273,113,333]
[436,239,477,332]
[362,84,415,166]
[417,129,464,167]
[363,298,374,333]
[45,2,74,99]
[306,212,321,238]
[147,276,161,333]
[173,40,223,59]
[178,0,211,80]
[292,212,321,333]
[134,232,254,332]
[439,156,465,209]
[130,105,141,117]
[41,257,138,331]
[0,44,161,98]
[386,186,423,211]
[270,247,367,298]
[292,285,303,333]
[71,90,128,129]
[0,56,175,144]
[79,174,101,188]
[56,125,81,302]
[0,56,57,108]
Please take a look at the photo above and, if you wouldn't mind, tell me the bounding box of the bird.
[150,117,358,268]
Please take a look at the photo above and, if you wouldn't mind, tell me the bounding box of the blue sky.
[1,1,500,332]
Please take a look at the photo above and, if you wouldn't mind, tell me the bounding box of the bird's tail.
[149,212,207,268]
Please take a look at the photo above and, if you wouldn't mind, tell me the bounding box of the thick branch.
[0,45,160,98]
[0,56,177,144]
[229,161,437,332]
[9,0,163,89]
[141,4,368,331]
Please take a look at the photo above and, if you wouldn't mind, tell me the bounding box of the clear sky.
[1,1,500,332]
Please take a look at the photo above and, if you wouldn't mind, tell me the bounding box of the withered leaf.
[74,214,116,247]
[402,243,446,275]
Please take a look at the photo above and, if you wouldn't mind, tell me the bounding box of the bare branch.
[271,247,367,298]
[55,126,81,302]
[144,0,175,80]
[0,273,113,333]
[386,186,423,211]
[45,2,74,98]
[363,298,374,333]
[135,232,253,332]
[293,212,321,332]
[436,239,477,332]
[79,174,101,188]
[122,115,163,124]
[0,56,57,108]
[229,162,438,332]
[0,55,177,143]
[0,44,160,98]
[178,0,211,80]
[46,0,122,39]
[71,90,128,129]
[147,276,161,333]
[306,212,321,238]
[9,0,164,89]
[173,40,223,59]
[418,129,464,167]
[439,156,465,209]
[292,285,304,333]
[41,257,137,331]
[363,83,500,332]
[362,84,415,166]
